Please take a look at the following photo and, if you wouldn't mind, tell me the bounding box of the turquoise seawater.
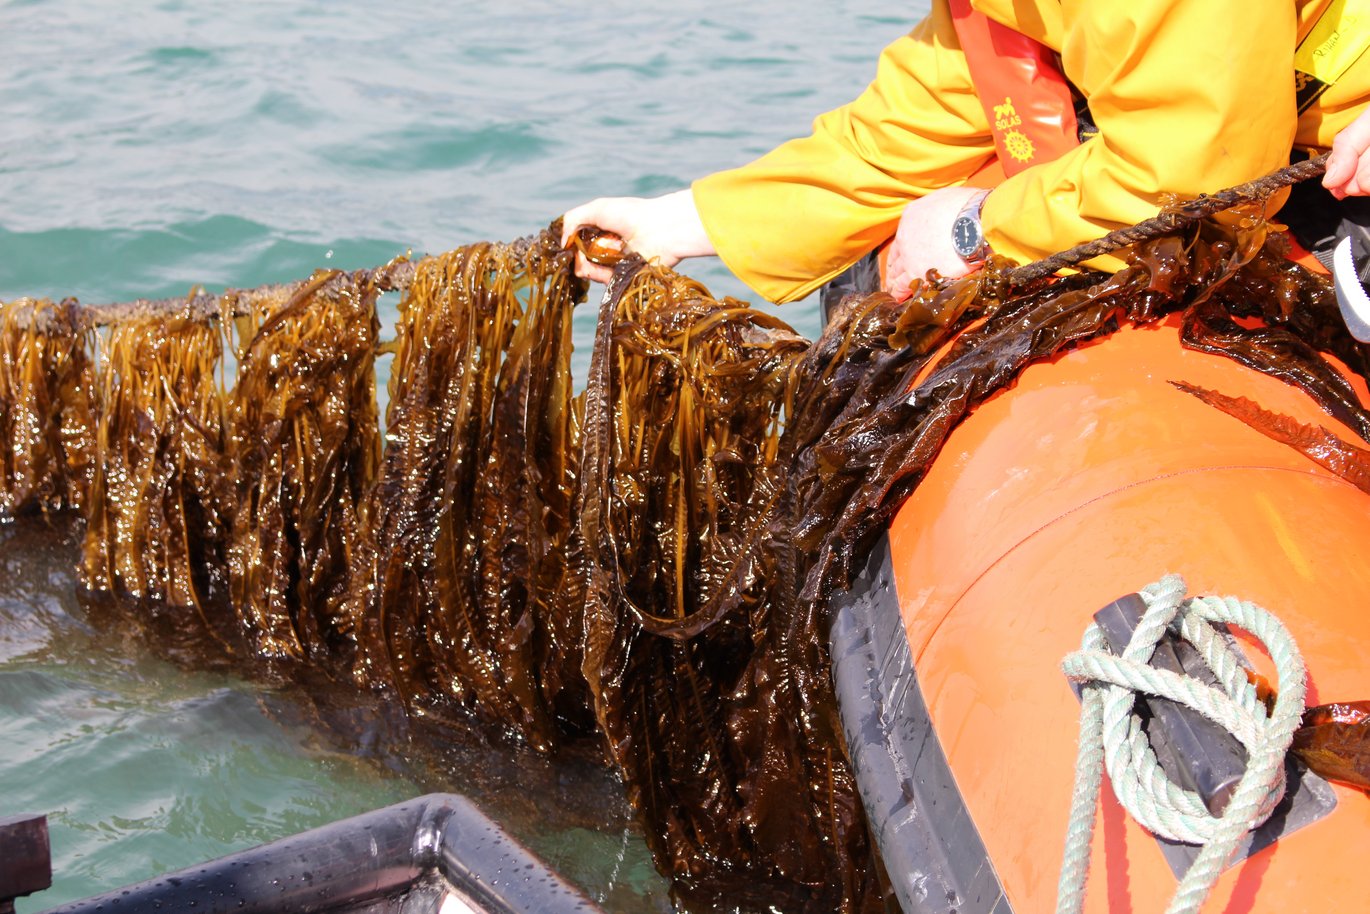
[0,1,920,910]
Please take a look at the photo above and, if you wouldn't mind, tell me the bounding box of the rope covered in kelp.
[1008,154,1331,286]
[25,231,539,330]
[79,259,416,327]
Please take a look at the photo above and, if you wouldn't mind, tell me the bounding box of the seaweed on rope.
[0,298,97,517]
[4,208,1370,913]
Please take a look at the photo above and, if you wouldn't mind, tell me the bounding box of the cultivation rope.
[1056,574,1308,914]
[1009,154,1329,286]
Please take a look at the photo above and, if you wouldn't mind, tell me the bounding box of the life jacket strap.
[947,0,1081,176]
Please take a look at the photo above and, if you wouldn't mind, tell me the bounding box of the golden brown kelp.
[79,310,228,614]
[224,270,383,662]
[357,228,587,749]
[0,298,97,517]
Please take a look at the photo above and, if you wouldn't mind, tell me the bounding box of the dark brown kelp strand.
[1181,247,1370,444]
[225,269,383,662]
[355,226,587,749]
[0,298,96,517]
[1173,382,1370,492]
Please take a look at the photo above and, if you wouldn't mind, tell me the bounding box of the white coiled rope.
[1056,574,1307,914]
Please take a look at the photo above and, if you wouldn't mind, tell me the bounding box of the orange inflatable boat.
[829,312,1370,914]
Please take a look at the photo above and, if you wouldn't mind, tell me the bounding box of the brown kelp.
[80,310,227,613]
[354,233,588,749]
[224,270,383,662]
[0,298,96,517]
[3,208,1370,913]
[576,263,830,906]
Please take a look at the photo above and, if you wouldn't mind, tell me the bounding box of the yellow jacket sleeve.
[691,1,995,304]
[981,0,1299,267]
[695,0,1304,303]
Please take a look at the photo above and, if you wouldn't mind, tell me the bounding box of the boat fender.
[829,534,1012,914]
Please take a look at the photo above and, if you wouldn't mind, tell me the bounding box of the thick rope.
[1056,574,1307,914]
[1009,154,1330,286]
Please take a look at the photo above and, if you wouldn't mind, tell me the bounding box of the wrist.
[951,189,992,264]
[659,189,715,260]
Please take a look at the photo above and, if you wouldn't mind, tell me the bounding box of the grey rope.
[1056,574,1307,914]
[1009,154,1330,286]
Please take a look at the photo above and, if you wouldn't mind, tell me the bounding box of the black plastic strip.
[829,533,1012,914]
[37,794,602,914]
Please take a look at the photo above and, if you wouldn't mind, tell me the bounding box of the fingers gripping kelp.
[4,211,1370,911]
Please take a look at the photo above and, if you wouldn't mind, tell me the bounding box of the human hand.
[1324,108,1370,199]
[561,189,715,283]
[884,186,988,302]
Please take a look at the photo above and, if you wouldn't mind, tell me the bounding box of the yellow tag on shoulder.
[1296,0,1370,86]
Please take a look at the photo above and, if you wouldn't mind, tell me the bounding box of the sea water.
[0,2,920,909]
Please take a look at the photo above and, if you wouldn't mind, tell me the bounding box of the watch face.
[952,215,982,260]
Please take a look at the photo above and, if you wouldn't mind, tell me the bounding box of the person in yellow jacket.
[563,0,1370,302]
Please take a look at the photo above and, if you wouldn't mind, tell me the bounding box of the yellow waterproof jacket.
[692,0,1370,303]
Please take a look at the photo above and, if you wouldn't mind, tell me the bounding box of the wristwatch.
[951,190,992,264]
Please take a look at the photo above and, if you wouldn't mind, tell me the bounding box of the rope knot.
[1056,574,1307,914]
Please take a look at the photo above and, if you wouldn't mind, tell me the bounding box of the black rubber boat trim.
[829,532,1012,914]
[37,793,603,914]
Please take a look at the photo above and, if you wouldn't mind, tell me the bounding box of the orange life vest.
[947,0,1081,178]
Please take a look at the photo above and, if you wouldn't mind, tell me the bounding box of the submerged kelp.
[3,211,1370,913]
